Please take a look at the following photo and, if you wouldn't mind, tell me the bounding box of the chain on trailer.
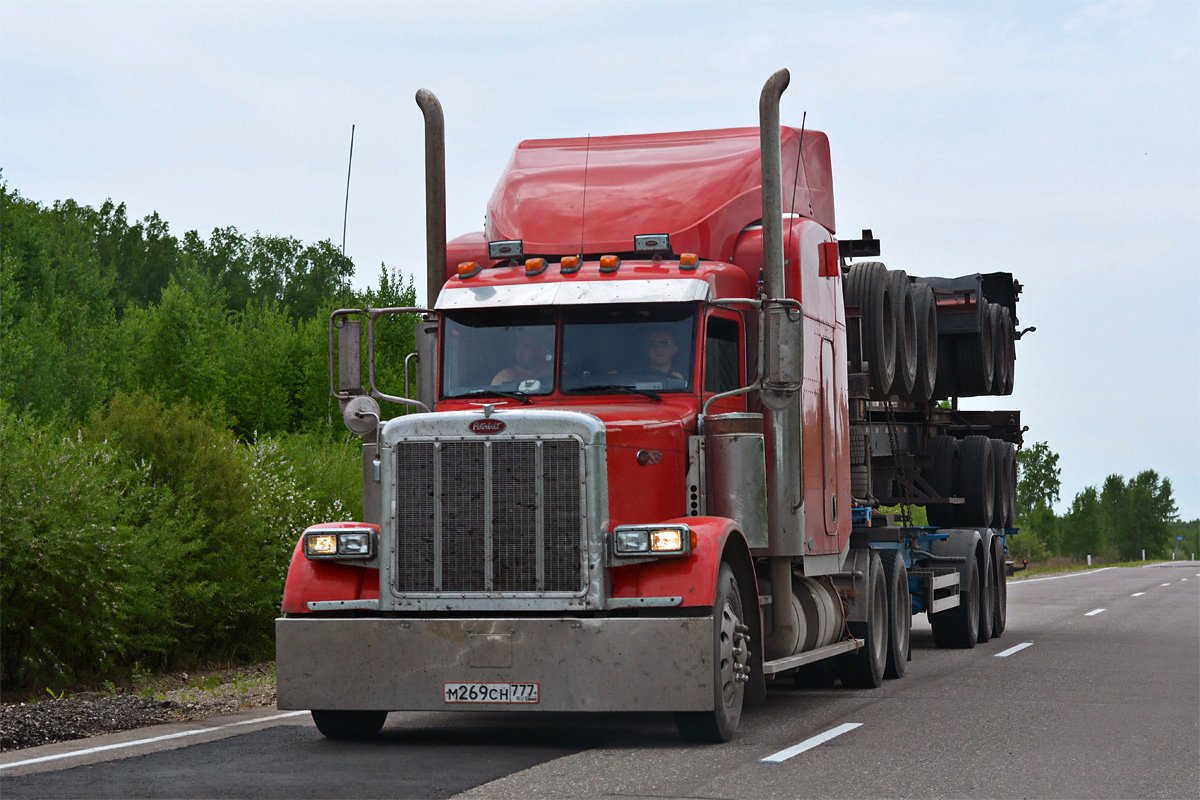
[883,399,913,527]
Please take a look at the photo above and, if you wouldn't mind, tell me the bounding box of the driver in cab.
[645,328,683,379]
[492,332,553,386]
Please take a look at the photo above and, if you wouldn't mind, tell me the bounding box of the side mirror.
[338,319,363,395]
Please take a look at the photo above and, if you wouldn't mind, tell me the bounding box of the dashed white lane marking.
[761,722,863,763]
[1182,578,1189,581]
[1010,568,1112,584]
[1085,608,1106,616]
[1132,592,1146,597]
[0,711,309,770]
[1161,583,1172,587]
[994,642,1034,658]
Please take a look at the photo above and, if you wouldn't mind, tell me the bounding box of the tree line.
[1,178,416,690]
[1012,441,1192,563]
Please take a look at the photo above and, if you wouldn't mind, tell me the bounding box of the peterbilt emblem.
[469,419,506,435]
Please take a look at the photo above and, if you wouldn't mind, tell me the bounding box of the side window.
[705,316,741,394]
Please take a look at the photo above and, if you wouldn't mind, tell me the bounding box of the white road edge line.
[1132,592,1146,597]
[1085,608,1106,616]
[994,642,1033,657]
[761,722,862,764]
[0,710,309,770]
[1009,567,1112,584]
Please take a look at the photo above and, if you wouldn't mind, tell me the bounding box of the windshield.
[442,309,556,398]
[441,304,698,399]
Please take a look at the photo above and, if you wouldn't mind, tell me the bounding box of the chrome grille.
[393,438,584,594]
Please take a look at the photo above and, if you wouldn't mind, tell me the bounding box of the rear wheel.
[880,549,911,679]
[840,551,888,688]
[311,710,388,740]
[676,563,747,742]
[930,557,979,649]
[991,536,1008,638]
[977,546,994,644]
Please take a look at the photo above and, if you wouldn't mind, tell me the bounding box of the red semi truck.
[276,70,1026,742]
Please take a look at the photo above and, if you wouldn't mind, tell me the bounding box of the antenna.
[578,134,591,259]
[784,111,806,273]
[340,124,356,309]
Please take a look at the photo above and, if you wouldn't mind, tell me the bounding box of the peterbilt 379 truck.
[276,69,1026,742]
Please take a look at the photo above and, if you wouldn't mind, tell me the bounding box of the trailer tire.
[880,549,911,679]
[311,710,388,740]
[911,282,938,401]
[989,437,1009,529]
[1005,443,1018,528]
[977,545,994,644]
[846,262,896,398]
[954,305,994,395]
[957,435,994,528]
[930,557,980,649]
[839,551,888,688]
[996,306,1015,395]
[925,435,959,527]
[676,563,746,743]
[992,535,1008,637]
[889,270,917,397]
[988,303,1008,396]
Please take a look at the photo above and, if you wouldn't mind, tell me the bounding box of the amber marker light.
[525,257,546,276]
[599,255,620,273]
[457,262,480,278]
[560,255,581,274]
[679,253,699,269]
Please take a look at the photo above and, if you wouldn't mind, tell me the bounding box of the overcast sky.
[3,0,1198,520]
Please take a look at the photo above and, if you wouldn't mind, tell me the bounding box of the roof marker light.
[599,255,620,273]
[488,240,524,260]
[634,234,671,253]
[525,257,546,276]
[457,262,481,278]
[560,256,581,274]
[679,253,699,270]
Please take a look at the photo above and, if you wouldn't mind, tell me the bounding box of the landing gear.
[676,563,749,743]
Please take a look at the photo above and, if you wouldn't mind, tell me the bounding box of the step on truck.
[276,69,1028,742]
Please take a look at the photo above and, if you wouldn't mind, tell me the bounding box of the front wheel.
[676,563,748,743]
[311,710,388,740]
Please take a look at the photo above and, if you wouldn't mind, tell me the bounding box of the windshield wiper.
[569,384,662,402]
[454,389,533,405]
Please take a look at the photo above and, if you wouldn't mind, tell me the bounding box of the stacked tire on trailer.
[844,262,939,402]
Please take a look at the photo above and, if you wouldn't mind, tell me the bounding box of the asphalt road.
[3,563,1197,800]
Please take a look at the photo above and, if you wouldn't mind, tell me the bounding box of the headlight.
[304,529,375,559]
[612,524,691,558]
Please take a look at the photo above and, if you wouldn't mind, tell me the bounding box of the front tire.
[311,710,388,740]
[676,563,747,743]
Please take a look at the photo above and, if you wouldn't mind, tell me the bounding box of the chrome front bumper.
[276,616,713,712]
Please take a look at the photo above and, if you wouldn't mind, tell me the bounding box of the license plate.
[443,682,540,704]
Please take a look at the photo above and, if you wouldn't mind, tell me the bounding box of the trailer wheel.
[879,549,911,679]
[840,551,888,688]
[1004,443,1018,528]
[954,304,994,395]
[911,282,938,401]
[845,262,896,398]
[930,557,979,649]
[977,545,994,644]
[957,435,994,528]
[311,710,388,740]
[889,270,917,397]
[996,306,1015,395]
[676,563,746,743]
[988,303,1008,396]
[991,535,1008,637]
[989,437,1009,529]
[925,435,959,527]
